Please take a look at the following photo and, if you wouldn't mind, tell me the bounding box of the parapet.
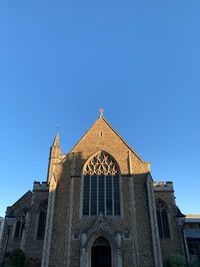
[33,181,49,192]
[153,181,174,192]
[185,214,200,223]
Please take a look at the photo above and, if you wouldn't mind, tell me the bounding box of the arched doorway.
[91,237,112,267]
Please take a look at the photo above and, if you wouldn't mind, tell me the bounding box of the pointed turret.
[50,131,62,158]
[46,132,62,182]
[52,132,60,148]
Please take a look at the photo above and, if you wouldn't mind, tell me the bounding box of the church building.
[0,113,184,267]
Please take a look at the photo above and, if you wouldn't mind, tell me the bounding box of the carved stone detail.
[80,213,122,267]
[83,151,119,175]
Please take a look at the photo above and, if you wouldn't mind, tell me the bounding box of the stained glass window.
[83,176,90,215]
[99,176,105,215]
[83,152,121,216]
[114,175,120,215]
[37,199,48,240]
[14,212,26,239]
[106,176,112,215]
[91,176,97,215]
[156,199,170,238]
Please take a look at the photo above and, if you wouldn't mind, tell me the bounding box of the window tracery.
[14,211,26,239]
[83,151,121,216]
[83,151,119,176]
[156,199,170,238]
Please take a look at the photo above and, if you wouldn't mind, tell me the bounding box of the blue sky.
[0,1,200,217]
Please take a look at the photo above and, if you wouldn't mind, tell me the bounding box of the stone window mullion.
[156,200,170,238]
[82,151,121,217]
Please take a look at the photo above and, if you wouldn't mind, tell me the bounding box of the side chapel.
[0,112,184,267]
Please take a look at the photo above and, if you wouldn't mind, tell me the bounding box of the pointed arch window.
[37,199,48,240]
[156,199,170,238]
[14,211,26,239]
[82,151,121,216]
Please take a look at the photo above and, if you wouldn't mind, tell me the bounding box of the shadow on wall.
[25,258,41,267]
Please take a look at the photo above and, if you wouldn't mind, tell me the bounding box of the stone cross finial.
[99,108,104,118]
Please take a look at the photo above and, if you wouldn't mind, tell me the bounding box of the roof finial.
[53,129,60,147]
[99,108,104,118]
[57,124,60,132]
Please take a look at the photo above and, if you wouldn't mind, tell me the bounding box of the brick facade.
[0,115,184,267]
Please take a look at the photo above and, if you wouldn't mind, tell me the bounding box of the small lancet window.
[99,130,103,138]
[156,199,170,238]
[82,151,121,216]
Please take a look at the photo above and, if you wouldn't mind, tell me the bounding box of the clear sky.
[0,1,200,217]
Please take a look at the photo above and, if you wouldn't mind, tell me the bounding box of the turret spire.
[47,131,62,182]
[52,132,60,147]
